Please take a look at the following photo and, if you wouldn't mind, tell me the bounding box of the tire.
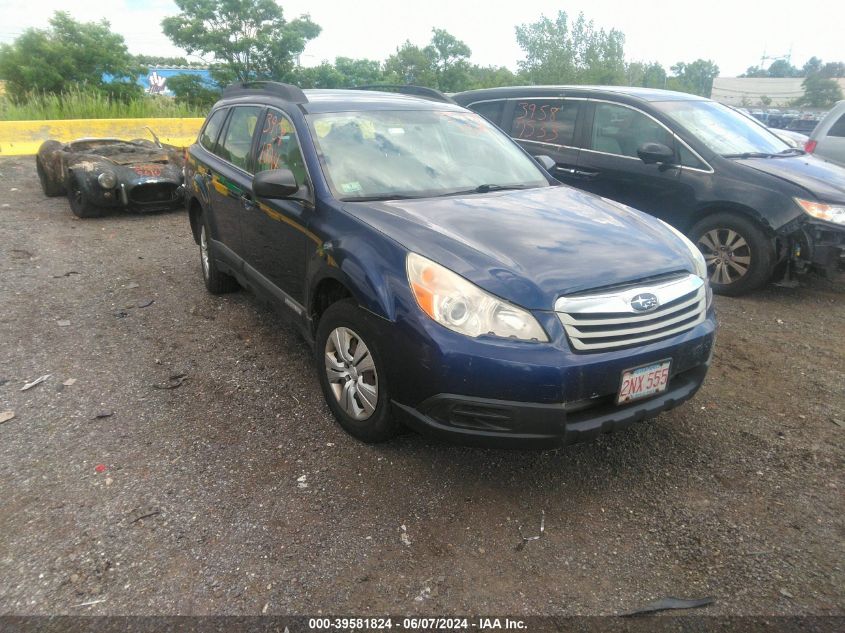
[36,158,64,196]
[315,299,400,443]
[198,216,239,294]
[66,174,104,218]
[689,212,774,296]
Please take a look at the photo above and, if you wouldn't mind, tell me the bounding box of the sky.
[0,0,842,77]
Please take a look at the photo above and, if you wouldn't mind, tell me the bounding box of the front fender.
[306,230,409,325]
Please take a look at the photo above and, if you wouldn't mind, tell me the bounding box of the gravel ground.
[0,155,843,617]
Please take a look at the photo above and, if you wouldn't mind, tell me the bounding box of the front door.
[240,108,313,309]
[576,101,688,222]
[208,105,263,261]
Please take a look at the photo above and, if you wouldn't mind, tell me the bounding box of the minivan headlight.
[406,253,548,342]
[795,198,845,225]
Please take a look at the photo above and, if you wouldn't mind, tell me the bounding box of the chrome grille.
[555,274,707,352]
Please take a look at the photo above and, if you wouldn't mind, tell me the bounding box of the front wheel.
[315,299,400,443]
[689,213,774,296]
[67,175,103,218]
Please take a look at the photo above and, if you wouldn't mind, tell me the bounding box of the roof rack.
[353,84,455,104]
[222,81,308,103]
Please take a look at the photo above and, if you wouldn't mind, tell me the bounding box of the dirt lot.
[0,154,843,617]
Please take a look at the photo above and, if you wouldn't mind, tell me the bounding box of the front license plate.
[617,359,671,405]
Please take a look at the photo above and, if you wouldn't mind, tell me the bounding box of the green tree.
[796,75,843,107]
[626,61,666,88]
[166,73,221,107]
[162,0,320,85]
[668,59,719,96]
[424,28,471,92]
[820,62,845,78]
[515,11,626,85]
[0,11,144,101]
[802,56,823,76]
[334,57,384,86]
[766,59,800,78]
[760,95,772,107]
[466,65,518,89]
[383,41,437,87]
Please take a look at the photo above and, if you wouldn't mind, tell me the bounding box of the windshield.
[654,100,791,156]
[308,110,548,200]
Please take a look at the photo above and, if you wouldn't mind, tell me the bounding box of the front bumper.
[394,364,708,448]
[378,304,717,448]
[790,218,845,276]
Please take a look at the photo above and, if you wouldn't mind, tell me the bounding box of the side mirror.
[253,168,298,199]
[637,142,675,165]
[534,155,556,171]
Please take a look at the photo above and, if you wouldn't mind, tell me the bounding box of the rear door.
[240,108,313,308]
[575,101,688,220]
[505,97,585,186]
[208,105,264,261]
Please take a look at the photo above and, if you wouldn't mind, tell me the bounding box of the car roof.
[452,85,707,104]
[215,88,466,114]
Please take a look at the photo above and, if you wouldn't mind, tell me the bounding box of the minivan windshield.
[654,100,792,157]
[308,110,549,200]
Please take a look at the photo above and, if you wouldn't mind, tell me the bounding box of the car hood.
[341,186,696,310]
[734,154,845,203]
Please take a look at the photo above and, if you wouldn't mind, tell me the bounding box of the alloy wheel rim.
[200,226,210,277]
[697,228,751,285]
[324,326,378,421]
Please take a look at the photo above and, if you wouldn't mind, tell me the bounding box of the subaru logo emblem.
[630,293,659,312]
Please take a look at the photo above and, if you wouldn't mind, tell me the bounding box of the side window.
[217,106,262,171]
[828,113,845,137]
[469,100,505,125]
[678,144,707,170]
[511,99,579,146]
[255,109,307,185]
[590,103,673,158]
[199,108,227,152]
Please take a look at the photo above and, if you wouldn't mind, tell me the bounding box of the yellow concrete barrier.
[0,117,205,156]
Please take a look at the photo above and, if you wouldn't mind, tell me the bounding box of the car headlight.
[406,253,548,342]
[658,219,712,308]
[658,219,708,279]
[795,198,845,225]
[98,171,117,189]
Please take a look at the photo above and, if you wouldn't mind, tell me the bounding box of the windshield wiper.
[339,194,422,202]
[722,152,778,159]
[777,147,806,156]
[436,184,531,197]
[723,148,805,159]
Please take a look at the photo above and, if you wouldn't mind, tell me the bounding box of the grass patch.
[0,88,206,120]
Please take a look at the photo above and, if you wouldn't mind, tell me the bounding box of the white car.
[806,100,845,167]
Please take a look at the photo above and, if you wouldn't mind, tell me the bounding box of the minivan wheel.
[689,213,774,296]
[199,220,238,294]
[315,299,400,443]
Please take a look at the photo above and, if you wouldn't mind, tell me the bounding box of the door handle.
[573,169,598,179]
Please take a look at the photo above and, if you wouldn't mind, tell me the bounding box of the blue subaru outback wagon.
[184,82,717,447]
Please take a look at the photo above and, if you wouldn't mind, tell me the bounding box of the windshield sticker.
[339,182,363,194]
[388,127,406,135]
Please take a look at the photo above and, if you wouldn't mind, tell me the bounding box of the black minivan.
[453,86,845,295]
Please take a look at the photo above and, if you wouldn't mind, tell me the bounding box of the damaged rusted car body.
[36,136,185,218]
